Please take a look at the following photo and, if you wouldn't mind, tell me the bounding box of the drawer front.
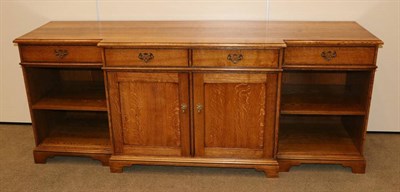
[20,45,102,63]
[192,49,279,68]
[284,47,376,65]
[105,49,188,67]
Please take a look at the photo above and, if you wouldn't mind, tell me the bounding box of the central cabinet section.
[105,48,281,177]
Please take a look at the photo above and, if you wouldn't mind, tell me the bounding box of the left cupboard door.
[107,72,191,157]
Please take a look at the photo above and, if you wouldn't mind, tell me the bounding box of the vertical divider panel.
[264,73,278,158]
[189,72,195,156]
[107,72,124,154]
[178,73,191,156]
[193,73,205,157]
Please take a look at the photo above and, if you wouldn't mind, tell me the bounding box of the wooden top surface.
[14,21,383,47]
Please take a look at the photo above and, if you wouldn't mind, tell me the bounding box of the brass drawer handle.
[196,104,203,113]
[181,103,188,113]
[321,50,337,61]
[54,49,69,59]
[227,53,243,64]
[138,52,154,63]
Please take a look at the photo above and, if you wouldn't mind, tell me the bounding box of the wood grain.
[105,48,188,66]
[116,72,179,83]
[20,45,102,63]
[277,115,361,158]
[15,21,382,176]
[14,21,383,47]
[204,148,264,159]
[203,83,266,149]
[39,111,110,149]
[107,72,190,157]
[107,72,124,154]
[31,81,107,111]
[23,67,59,105]
[281,71,371,115]
[278,159,366,174]
[31,110,111,164]
[119,80,181,147]
[282,71,347,85]
[342,116,366,154]
[29,110,58,145]
[203,73,267,83]
[103,66,282,72]
[194,73,277,159]
[59,68,104,82]
[109,155,279,177]
[20,62,103,68]
[193,49,279,68]
[263,73,278,159]
[284,47,376,65]
[22,65,110,162]
[24,68,107,112]
[33,151,111,166]
[281,85,366,115]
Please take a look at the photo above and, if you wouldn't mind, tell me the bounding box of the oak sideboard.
[14,21,383,177]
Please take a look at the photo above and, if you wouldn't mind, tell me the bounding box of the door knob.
[196,104,203,113]
[181,103,188,113]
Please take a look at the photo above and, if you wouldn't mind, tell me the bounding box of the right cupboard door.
[193,73,278,159]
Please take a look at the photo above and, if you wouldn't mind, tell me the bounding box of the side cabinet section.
[107,72,191,157]
[193,73,278,159]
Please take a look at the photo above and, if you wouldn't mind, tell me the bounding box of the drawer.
[284,47,376,65]
[192,49,279,68]
[20,45,102,63]
[105,49,188,67]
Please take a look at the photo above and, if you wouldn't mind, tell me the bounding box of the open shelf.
[25,67,107,112]
[281,84,365,115]
[36,111,111,154]
[277,115,362,159]
[32,81,107,111]
[281,71,371,116]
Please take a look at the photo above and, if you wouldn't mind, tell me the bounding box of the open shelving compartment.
[277,70,373,172]
[280,71,371,115]
[23,67,112,163]
[24,67,107,111]
[33,110,111,153]
[278,115,364,159]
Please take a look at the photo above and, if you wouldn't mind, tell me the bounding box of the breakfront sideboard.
[14,21,383,177]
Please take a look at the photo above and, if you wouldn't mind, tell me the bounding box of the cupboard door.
[194,73,278,159]
[108,72,190,157]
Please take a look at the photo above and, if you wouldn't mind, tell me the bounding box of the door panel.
[204,83,266,149]
[194,73,278,159]
[108,72,190,157]
[119,81,180,147]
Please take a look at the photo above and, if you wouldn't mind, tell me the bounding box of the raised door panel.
[194,73,278,159]
[108,72,190,157]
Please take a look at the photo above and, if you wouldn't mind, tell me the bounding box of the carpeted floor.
[0,124,399,192]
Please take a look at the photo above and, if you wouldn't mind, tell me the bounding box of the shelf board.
[277,117,361,159]
[32,82,107,111]
[38,112,111,154]
[281,84,366,115]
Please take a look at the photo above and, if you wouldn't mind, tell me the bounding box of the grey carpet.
[0,124,399,192]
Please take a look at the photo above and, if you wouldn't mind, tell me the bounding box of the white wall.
[1,0,399,132]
